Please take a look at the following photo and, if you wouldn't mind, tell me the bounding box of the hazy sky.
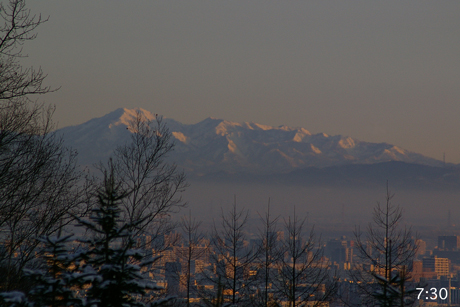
[23,1,460,162]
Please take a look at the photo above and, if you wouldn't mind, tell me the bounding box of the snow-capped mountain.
[57,108,446,175]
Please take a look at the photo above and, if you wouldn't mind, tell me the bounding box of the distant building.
[434,236,460,265]
[438,236,460,251]
[165,261,182,295]
[423,256,450,277]
[325,238,353,264]
[416,239,427,256]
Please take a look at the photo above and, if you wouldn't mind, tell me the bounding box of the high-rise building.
[438,236,460,251]
[422,256,450,277]
[325,238,352,264]
[165,261,182,295]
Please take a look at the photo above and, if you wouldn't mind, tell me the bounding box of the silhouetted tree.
[351,182,418,307]
[0,0,53,100]
[76,166,164,307]
[177,211,207,307]
[274,209,333,307]
[0,0,86,292]
[20,234,82,307]
[253,200,282,307]
[0,167,172,307]
[0,115,84,290]
[207,197,256,306]
[99,111,187,252]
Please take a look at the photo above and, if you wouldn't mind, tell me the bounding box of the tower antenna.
[448,209,452,228]
[341,204,345,224]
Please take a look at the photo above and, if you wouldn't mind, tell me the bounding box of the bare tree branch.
[0,0,55,100]
[349,182,419,307]
[274,208,334,307]
[98,110,188,252]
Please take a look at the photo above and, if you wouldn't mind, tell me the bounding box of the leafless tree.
[351,182,419,307]
[98,110,187,251]
[253,199,282,307]
[0,101,87,291]
[0,0,87,291]
[177,211,208,307]
[0,0,54,100]
[274,209,334,307]
[206,196,256,306]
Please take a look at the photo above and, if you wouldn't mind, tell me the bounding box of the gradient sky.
[22,1,460,162]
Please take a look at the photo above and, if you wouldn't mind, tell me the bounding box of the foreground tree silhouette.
[0,0,52,100]
[205,197,256,306]
[77,167,166,307]
[100,111,187,251]
[253,200,282,307]
[21,234,82,307]
[0,234,82,307]
[275,209,333,307]
[0,0,85,291]
[0,112,83,291]
[0,168,171,307]
[351,183,418,307]
[177,212,207,307]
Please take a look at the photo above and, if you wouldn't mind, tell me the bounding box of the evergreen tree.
[76,168,163,307]
[23,234,82,307]
[0,233,84,307]
[0,167,173,307]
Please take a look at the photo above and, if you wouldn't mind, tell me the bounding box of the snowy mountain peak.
[338,137,356,149]
[117,107,155,125]
[107,108,156,131]
[58,108,446,175]
[242,122,273,131]
[196,118,315,137]
[215,120,242,135]
[74,107,157,131]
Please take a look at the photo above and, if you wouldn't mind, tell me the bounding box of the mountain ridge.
[57,108,448,175]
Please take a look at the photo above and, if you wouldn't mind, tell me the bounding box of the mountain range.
[57,108,459,188]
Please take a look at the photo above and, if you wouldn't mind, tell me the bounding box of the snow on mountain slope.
[57,108,445,174]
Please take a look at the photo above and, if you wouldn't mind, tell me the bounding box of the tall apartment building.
[422,256,450,277]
